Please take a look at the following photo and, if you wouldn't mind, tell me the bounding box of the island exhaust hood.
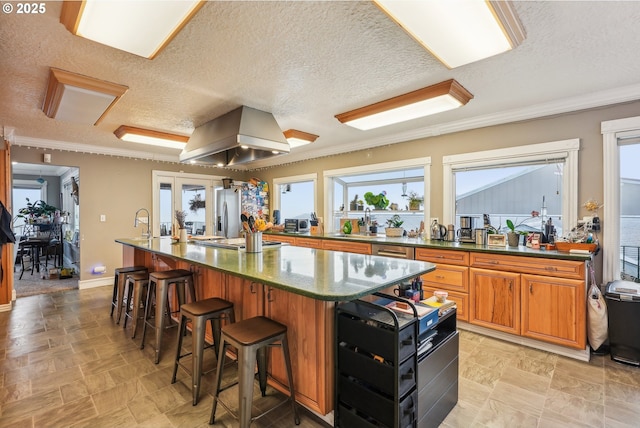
[180,106,290,166]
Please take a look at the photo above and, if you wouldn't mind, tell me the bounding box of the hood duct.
[180,106,290,166]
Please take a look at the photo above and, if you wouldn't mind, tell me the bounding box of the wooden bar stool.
[210,316,300,427]
[140,269,196,363]
[171,297,235,405]
[122,272,150,339]
[111,266,148,324]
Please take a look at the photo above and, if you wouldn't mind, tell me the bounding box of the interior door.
[176,178,212,236]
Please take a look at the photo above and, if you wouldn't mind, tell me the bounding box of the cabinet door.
[224,275,263,321]
[470,268,521,334]
[265,286,332,415]
[322,240,371,254]
[521,274,586,349]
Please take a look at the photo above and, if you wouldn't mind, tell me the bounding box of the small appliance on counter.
[458,216,476,243]
[430,220,447,240]
[284,218,309,233]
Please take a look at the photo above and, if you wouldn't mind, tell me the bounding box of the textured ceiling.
[2,1,640,170]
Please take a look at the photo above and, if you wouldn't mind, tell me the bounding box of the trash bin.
[605,280,640,366]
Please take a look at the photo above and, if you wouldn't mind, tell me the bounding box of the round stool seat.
[150,269,192,280]
[222,316,286,346]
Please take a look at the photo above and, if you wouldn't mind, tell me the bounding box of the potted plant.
[17,198,59,223]
[364,191,389,210]
[385,214,404,237]
[406,191,423,210]
[349,194,359,211]
[506,219,526,247]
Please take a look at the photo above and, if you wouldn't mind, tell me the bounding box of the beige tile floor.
[1,286,639,427]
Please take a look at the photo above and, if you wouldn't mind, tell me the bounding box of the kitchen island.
[116,237,437,417]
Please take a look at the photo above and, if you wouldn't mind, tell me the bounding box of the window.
[273,174,317,223]
[602,116,640,282]
[444,140,579,238]
[12,179,47,234]
[324,158,431,234]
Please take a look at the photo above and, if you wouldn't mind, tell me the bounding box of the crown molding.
[11,82,640,170]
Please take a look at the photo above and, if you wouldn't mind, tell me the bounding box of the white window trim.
[151,170,228,237]
[272,173,318,220]
[442,139,579,231]
[13,179,48,201]
[601,115,640,282]
[323,158,432,233]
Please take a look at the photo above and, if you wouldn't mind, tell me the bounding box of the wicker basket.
[385,227,404,237]
[554,242,598,253]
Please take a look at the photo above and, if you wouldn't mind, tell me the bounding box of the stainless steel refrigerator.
[215,188,241,238]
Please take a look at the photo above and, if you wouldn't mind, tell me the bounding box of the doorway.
[12,162,80,297]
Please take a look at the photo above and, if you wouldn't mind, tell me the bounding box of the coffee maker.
[458,216,476,243]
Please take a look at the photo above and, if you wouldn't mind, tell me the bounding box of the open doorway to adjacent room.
[11,162,80,297]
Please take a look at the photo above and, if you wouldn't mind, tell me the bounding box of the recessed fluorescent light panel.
[42,68,128,126]
[60,0,205,59]
[374,0,525,68]
[114,125,189,150]
[335,79,473,130]
[283,129,319,148]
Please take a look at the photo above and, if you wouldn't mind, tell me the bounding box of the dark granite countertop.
[116,237,436,301]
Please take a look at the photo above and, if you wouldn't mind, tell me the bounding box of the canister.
[475,228,487,245]
[245,232,263,253]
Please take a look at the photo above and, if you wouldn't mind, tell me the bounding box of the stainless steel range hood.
[180,106,290,166]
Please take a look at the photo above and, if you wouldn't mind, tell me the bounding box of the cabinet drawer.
[337,312,416,364]
[416,248,469,266]
[264,234,297,244]
[294,237,323,248]
[322,240,372,255]
[470,253,584,280]
[421,264,469,293]
[338,345,416,398]
[338,376,417,428]
[417,332,459,390]
[417,356,458,420]
[423,287,468,322]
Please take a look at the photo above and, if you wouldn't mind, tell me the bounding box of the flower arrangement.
[188,194,205,213]
[175,210,187,229]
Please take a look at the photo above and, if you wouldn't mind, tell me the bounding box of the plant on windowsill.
[506,219,527,247]
[385,214,404,237]
[364,191,389,210]
[405,191,423,211]
[17,198,59,223]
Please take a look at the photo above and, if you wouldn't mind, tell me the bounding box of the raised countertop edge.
[267,231,593,261]
[116,238,436,301]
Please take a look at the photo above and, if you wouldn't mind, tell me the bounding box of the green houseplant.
[406,191,423,210]
[364,191,389,210]
[506,219,526,247]
[17,198,59,222]
[385,214,404,237]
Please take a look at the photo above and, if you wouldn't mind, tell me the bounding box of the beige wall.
[11,100,638,283]
[9,150,245,282]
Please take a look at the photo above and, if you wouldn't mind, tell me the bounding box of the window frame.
[323,158,431,233]
[442,139,579,232]
[272,173,318,221]
[602,115,640,282]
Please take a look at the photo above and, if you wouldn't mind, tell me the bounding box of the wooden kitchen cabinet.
[416,249,470,321]
[521,274,586,349]
[264,234,297,244]
[264,286,333,415]
[294,237,323,249]
[322,239,371,255]
[469,268,521,335]
[224,275,263,322]
[470,252,584,280]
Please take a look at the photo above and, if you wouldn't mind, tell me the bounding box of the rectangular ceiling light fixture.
[374,0,525,69]
[43,68,128,126]
[114,125,189,150]
[283,129,319,148]
[60,0,205,59]
[335,79,473,130]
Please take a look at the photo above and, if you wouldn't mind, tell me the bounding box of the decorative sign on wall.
[241,179,269,220]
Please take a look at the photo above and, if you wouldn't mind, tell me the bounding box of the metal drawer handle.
[545,266,558,271]
[435,275,445,279]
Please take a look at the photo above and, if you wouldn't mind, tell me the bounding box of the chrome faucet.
[134,208,151,238]
[363,208,371,235]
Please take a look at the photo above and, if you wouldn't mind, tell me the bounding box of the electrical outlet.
[430,217,439,224]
